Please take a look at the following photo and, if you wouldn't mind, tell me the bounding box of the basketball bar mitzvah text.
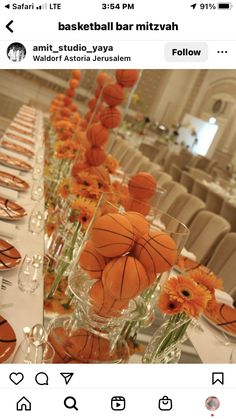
[58,21,179,31]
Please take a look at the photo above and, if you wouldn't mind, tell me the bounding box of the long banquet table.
[0,106,44,362]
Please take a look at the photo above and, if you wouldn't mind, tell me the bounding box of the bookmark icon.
[60,372,74,385]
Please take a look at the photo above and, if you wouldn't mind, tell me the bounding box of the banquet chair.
[167,193,205,227]
[134,156,150,174]
[149,169,172,186]
[153,146,168,165]
[137,160,158,174]
[162,152,179,173]
[186,210,231,264]
[189,168,213,182]
[120,148,139,170]
[158,181,187,212]
[207,233,236,295]
[105,134,117,153]
[205,189,224,214]
[220,200,236,232]
[109,137,124,157]
[114,143,132,162]
[191,179,208,201]
[124,152,143,174]
[216,177,231,189]
[139,142,160,162]
[169,164,182,182]
[180,171,194,192]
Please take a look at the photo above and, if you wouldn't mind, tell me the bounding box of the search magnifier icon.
[64,396,78,411]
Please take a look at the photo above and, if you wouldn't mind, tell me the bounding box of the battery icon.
[218,2,233,8]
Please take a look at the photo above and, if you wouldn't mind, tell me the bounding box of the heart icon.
[9,372,24,385]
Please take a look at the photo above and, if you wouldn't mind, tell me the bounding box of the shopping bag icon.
[158,396,172,411]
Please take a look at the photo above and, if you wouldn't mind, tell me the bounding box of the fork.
[0,277,12,291]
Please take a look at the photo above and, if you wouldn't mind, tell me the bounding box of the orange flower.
[70,197,97,229]
[105,154,119,174]
[46,222,57,237]
[165,276,211,318]
[158,292,183,315]
[188,269,223,293]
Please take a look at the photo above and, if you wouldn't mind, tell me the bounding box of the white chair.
[205,189,224,214]
[180,171,194,192]
[186,210,231,264]
[167,193,205,226]
[158,181,187,212]
[220,200,236,232]
[207,233,236,295]
[150,169,172,186]
[169,164,182,182]
[192,179,208,201]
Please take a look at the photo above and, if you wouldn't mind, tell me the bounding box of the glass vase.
[142,313,191,364]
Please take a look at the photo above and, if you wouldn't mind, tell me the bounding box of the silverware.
[0,277,12,290]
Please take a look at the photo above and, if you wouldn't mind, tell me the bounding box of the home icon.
[16,397,31,411]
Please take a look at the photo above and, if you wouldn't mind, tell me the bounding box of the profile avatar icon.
[7,42,26,62]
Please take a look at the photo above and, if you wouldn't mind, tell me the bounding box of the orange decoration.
[85,146,107,167]
[79,240,108,279]
[61,107,71,118]
[95,88,102,98]
[69,78,79,89]
[122,195,151,216]
[116,69,139,87]
[91,213,134,257]
[102,83,125,107]
[71,70,81,80]
[85,111,101,124]
[89,280,129,317]
[87,123,109,147]
[126,211,149,239]
[96,71,112,87]
[134,230,177,274]
[128,172,156,200]
[63,96,72,106]
[66,88,76,98]
[88,98,97,110]
[102,255,150,299]
[100,106,122,129]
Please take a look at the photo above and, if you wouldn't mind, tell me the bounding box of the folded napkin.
[0,221,16,239]
[180,248,197,261]
[215,289,234,307]
[0,187,18,201]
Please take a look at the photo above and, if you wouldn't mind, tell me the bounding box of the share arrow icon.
[191,3,197,9]
[60,373,74,385]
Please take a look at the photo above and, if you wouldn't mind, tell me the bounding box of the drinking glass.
[31,179,44,201]
[18,254,43,293]
[13,340,55,364]
[29,206,44,234]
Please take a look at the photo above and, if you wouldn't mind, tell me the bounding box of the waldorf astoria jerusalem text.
[58,21,179,31]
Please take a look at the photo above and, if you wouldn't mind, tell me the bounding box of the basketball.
[87,123,109,147]
[96,71,112,87]
[134,230,178,274]
[71,70,81,79]
[116,70,139,87]
[91,213,135,257]
[102,255,150,299]
[128,172,157,199]
[66,88,76,98]
[85,146,107,167]
[79,240,107,279]
[102,83,125,107]
[100,106,122,129]
[63,96,72,106]
[89,280,129,317]
[126,211,149,239]
[69,78,79,89]
[0,315,16,363]
[122,195,151,216]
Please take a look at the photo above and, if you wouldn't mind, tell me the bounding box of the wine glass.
[13,340,55,364]
[28,206,44,234]
[18,254,42,294]
[31,179,44,201]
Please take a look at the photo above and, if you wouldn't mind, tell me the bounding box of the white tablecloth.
[0,108,44,363]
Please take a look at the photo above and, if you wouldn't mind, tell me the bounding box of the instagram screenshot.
[0,0,236,417]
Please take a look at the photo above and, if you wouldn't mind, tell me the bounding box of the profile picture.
[7,42,26,62]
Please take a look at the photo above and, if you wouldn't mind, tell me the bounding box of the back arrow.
[6,20,13,33]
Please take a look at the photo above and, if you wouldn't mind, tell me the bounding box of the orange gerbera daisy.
[188,269,223,293]
[158,292,183,315]
[165,275,211,318]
